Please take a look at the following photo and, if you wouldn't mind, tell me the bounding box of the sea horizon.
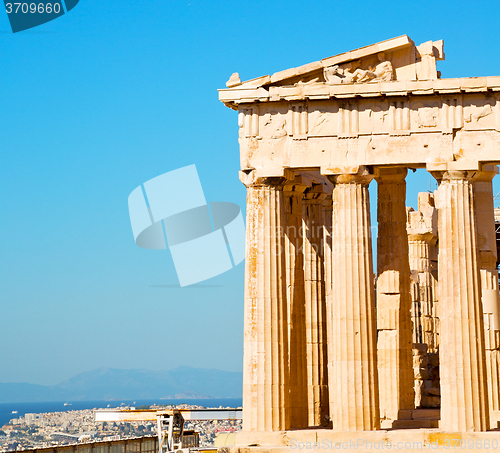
[0,398,243,429]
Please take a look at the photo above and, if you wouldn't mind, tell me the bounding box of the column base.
[491,410,500,429]
[219,426,500,453]
[380,409,438,429]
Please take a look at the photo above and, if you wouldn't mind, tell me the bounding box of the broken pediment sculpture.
[219,36,448,99]
[324,52,394,85]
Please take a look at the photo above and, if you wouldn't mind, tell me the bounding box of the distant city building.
[0,406,241,452]
[49,433,80,443]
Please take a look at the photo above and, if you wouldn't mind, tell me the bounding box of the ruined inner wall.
[407,193,440,409]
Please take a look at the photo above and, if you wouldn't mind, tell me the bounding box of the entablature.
[221,36,500,177]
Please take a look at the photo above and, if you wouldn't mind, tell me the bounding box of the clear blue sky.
[1,0,499,386]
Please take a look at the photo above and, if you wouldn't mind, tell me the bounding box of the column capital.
[374,166,408,183]
[239,170,287,188]
[429,169,477,183]
[426,160,492,183]
[407,230,438,245]
[327,171,374,186]
[304,183,331,201]
[283,180,309,194]
[304,192,328,202]
[473,164,499,183]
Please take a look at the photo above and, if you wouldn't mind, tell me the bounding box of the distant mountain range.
[0,367,242,403]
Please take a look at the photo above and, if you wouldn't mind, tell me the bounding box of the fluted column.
[303,185,329,427]
[432,169,489,432]
[240,172,290,432]
[322,193,333,427]
[327,172,380,431]
[407,193,440,409]
[407,194,439,352]
[284,179,308,429]
[376,167,415,424]
[323,195,333,323]
[474,165,500,428]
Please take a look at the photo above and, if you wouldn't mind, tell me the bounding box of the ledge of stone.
[219,77,500,106]
[221,428,500,453]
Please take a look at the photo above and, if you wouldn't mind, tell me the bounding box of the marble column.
[407,193,440,409]
[407,193,439,353]
[284,179,308,429]
[474,165,500,429]
[323,195,333,322]
[327,172,380,431]
[432,169,489,432]
[240,172,290,432]
[322,192,333,427]
[375,167,415,425]
[303,185,329,427]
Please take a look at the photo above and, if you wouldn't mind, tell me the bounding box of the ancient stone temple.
[219,36,500,450]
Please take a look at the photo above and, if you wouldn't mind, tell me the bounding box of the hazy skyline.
[1,0,499,386]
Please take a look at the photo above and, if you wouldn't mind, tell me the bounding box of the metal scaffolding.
[94,408,242,453]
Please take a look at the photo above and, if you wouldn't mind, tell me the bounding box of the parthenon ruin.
[219,36,500,449]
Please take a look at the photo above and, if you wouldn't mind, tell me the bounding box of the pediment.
[226,35,444,89]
